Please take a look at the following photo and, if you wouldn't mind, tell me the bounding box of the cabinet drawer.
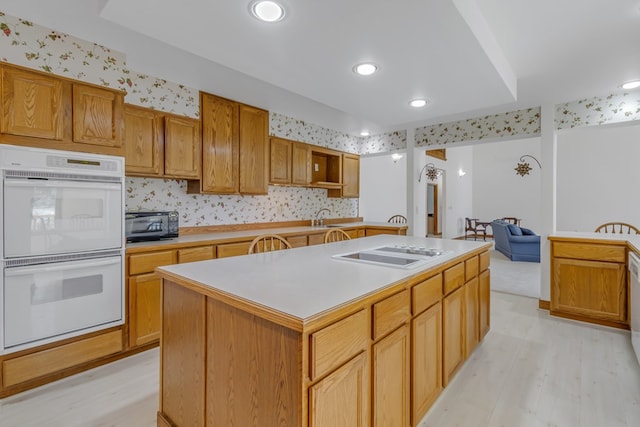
[479,250,490,272]
[178,246,215,263]
[310,309,369,380]
[129,250,176,275]
[217,241,251,258]
[553,242,626,263]
[287,235,308,248]
[465,256,479,281]
[443,262,465,294]
[373,290,411,340]
[2,330,122,387]
[412,274,442,315]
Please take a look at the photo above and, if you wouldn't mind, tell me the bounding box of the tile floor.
[2,295,639,426]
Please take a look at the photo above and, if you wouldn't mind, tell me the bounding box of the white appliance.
[629,251,640,366]
[0,144,124,355]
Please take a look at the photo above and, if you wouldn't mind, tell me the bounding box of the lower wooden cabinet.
[373,324,410,427]
[443,285,465,386]
[465,276,479,357]
[127,249,176,347]
[128,272,162,347]
[552,257,627,323]
[309,352,370,427]
[411,302,442,424]
[479,269,490,338]
[550,240,628,328]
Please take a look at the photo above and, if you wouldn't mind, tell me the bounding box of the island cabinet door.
[411,301,442,424]
[443,285,465,386]
[373,324,410,427]
[479,269,491,339]
[308,351,370,427]
[465,276,480,357]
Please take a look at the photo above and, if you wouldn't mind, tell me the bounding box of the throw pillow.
[520,227,536,235]
[507,224,523,236]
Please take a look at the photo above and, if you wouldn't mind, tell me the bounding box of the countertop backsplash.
[125,177,358,227]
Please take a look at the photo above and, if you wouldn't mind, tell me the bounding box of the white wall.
[556,122,640,231]
[359,153,407,222]
[471,137,542,232]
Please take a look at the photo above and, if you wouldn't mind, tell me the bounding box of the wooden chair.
[387,214,407,224]
[248,234,292,254]
[465,217,487,241]
[324,228,352,243]
[594,222,640,234]
[501,217,521,226]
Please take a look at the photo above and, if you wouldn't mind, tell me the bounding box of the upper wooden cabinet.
[270,137,292,184]
[268,135,358,197]
[328,152,359,198]
[238,103,269,194]
[1,65,64,140]
[269,137,313,186]
[163,115,201,179]
[0,64,125,156]
[72,84,124,148]
[124,104,200,179]
[124,104,162,176]
[191,92,268,194]
[292,141,311,185]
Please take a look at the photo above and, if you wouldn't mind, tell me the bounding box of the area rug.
[489,248,541,298]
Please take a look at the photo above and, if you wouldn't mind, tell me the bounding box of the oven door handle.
[4,256,122,276]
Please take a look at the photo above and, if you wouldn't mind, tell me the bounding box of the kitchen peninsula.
[155,235,491,427]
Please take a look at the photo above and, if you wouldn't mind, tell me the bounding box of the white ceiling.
[2,0,640,136]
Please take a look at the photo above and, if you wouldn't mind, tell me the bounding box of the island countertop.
[156,234,491,327]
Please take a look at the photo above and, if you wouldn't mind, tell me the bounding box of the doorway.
[427,183,441,236]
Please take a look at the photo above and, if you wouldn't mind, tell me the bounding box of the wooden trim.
[549,309,629,330]
[0,335,156,398]
[538,299,550,310]
[426,149,446,161]
[157,412,173,427]
[179,217,364,235]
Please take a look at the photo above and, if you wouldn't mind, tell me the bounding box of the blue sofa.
[490,220,540,262]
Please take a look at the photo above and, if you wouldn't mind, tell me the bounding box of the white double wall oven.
[0,145,124,355]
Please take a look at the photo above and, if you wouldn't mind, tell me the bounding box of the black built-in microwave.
[125,211,179,242]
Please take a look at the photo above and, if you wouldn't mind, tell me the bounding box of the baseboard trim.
[538,299,550,310]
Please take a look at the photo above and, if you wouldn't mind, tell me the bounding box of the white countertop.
[156,235,489,321]
[550,231,640,253]
[126,221,406,249]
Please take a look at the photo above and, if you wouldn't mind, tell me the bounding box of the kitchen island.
[155,235,491,427]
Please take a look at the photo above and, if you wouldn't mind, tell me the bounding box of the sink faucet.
[313,208,331,226]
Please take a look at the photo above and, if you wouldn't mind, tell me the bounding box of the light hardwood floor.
[2,292,639,426]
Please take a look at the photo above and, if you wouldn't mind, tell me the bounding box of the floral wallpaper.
[270,112,360,153]
[124,73,199,118]
[126,178,357,227]
[415,108,541,147]
[555,92,640,130]
[0,11,127,90]
[360,130,407,155]
[270,112,407,154]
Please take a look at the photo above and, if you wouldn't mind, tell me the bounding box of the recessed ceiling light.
[360,130,370,136]
[621,80,640,90]
[354,63,378,76]
[250,0,285,22]
[409,99,428,108]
